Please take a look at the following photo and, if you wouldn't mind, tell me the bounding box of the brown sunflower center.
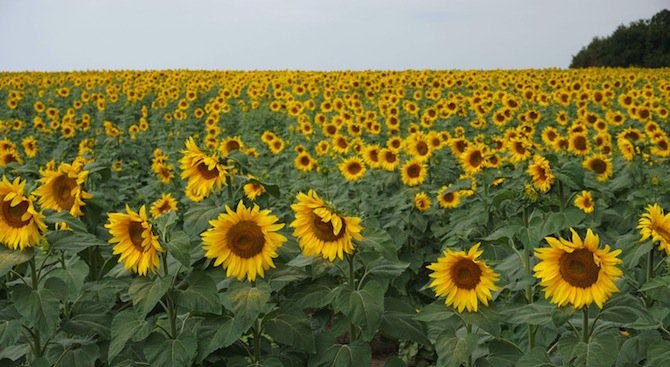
[312,215,346,242]
[128,221,145,248]
[226,140,240,152]
[559,248,600,288]
[573,136,587,151]
[347,162,362,175]
[469,150,482,167]
[589,159,607,174]
[53,175,78,210]
[226,220,265,258]
[300,156,311,166]
[407,164,421,178]
[651,222,670,243]
[384,151,397,163]
[197,162,219,180]
[451,258,482,290]
[416,142,429,156]
[1,200,31,228]
[442,192,455,203]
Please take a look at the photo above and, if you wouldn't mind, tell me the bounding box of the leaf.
[183,201,223,237]
[0,247,33,277]
[621,240,653,269]
[484,225,522,242]
[558,333,618,367]
[332,281,384,341]
[144,332,197,367]
[43,258,89,301]
[647,341,670,367]
[295,284,338,309]
[44,210,88,232]
[435,332,478,367]
[309,340,371,367]
[361,228,399,261]
[174,272,220,314]
[414,302,456,323]
[381,298,430,346]
[264,310,316,352]
[485,338,524,366]
[506,301,557,326]
[46,231,104,253]
[517,346,555,367]
[223,281,271,325]
[11,284,60,337]
[366,257,409,278]
[196,314,250,362]
[108,309,149,363]
[61,301,112,338]
[599,293,647,325]
[128,276,172,317]
[166,231,194,268]
[459,306,501,337]
[0,319,22,345]
[51,343,100,367]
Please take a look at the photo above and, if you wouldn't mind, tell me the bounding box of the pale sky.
[0,0,668,71]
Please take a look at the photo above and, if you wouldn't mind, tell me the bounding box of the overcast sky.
[0,0,667,71]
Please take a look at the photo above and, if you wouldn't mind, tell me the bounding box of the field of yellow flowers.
[0,69,669,366]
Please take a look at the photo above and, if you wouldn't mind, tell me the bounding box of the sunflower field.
[0,69,669,367]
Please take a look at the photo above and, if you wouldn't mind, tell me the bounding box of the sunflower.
[295,152,316,172]
[427,243,500,312]
[35,161,93,217]
[268,139,285,154]
[380,148,400,171]
[568,133,591,155]
[220,136,244,156]
[150,193,178,219]
[179,138,229,202]
[460,145,486,175]
[405,134,432,162]
[290,190,363,261]
[415,192,431,212]
[202,201,286,281]
[437,186,460,209]
[527,155,555,193]
[243,180,265,201]
[153,162,175,184]
[21,136,38,158]
[574,191,594,214]
[400,159,427,187]
[338,157,366,181]
[534,228,622,309]
[507,138,531,163]
[582,154,612,182]
[361,144,382,169]
[0,176,46,250]
[105,205,163,276]
[0,150,22,167]
[638,204,670,256]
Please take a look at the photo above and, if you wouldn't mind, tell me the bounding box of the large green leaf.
[309,340,371,367]
[435,332,478,367]
[51,343,100,367]
[183,201,224,237]
[264,310,316,353]
[196,314,250,362]
[144,331,197,367]
[647,341,670,367]
[108,309,150,363]
[0,247,33,277]
[165,230,194,268]
[361,228,399,261]
[332,281,384,341]
[174,272,220,314]
[222,281,271,325]
[61,301,112,338]
[380,298,430,346]
[11,284,60,337]
[128,276,172,317]
[43,258,89,301]
[517,346,556,367]
[558,333,618,367]
[46,231,104,253]
[0,319,22,346]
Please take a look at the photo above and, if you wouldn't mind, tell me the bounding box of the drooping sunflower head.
[427,243,500,312]
[105,205,164,276]
[179,138,229,201]
[638,204,670,256]
[527,154,555,193]
[243,178,265,201]
[202,201,286,281]
[582,154,612,182]
[574,191,594,214]
[338,157,366,181]
[0,176,46,250]
[414,192,431,212]
[290,190,364,262]
[36,161,93,217]
[150,193,178,219]
[534,228,623,309]
[400,159,427,187]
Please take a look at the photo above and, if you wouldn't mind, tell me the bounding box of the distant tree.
[570,9,670,68]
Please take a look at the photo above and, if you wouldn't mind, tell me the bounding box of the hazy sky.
[0,0,667,71]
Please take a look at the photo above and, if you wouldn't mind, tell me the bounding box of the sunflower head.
[582,154,612,182]
[638,204,670,256]
[427,243,500,312]
[414,192,431,212]
[150,193,178,219]
[401,159,427,187]
[527,155,555,193]
[0,176,46,250]
[36,161,93,217]
[290,190,364,262]
[338,157,366,181]
[534,228,623,308]
[202,201,286,281]
[437,186,461,209]
[574,191,594,214]
[105,205,164,276]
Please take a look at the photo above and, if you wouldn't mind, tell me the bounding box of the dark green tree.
[570,9,670,68]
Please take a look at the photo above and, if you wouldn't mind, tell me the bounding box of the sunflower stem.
[253,318,262,362]
[29,257,39,290]
[465,322,473,367]
[226,175,233,200]
[582,307,589,343]
[646,249,655,284]
[347,253,357,342]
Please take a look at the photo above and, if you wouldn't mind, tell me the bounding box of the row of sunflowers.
[0,69,669,366]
